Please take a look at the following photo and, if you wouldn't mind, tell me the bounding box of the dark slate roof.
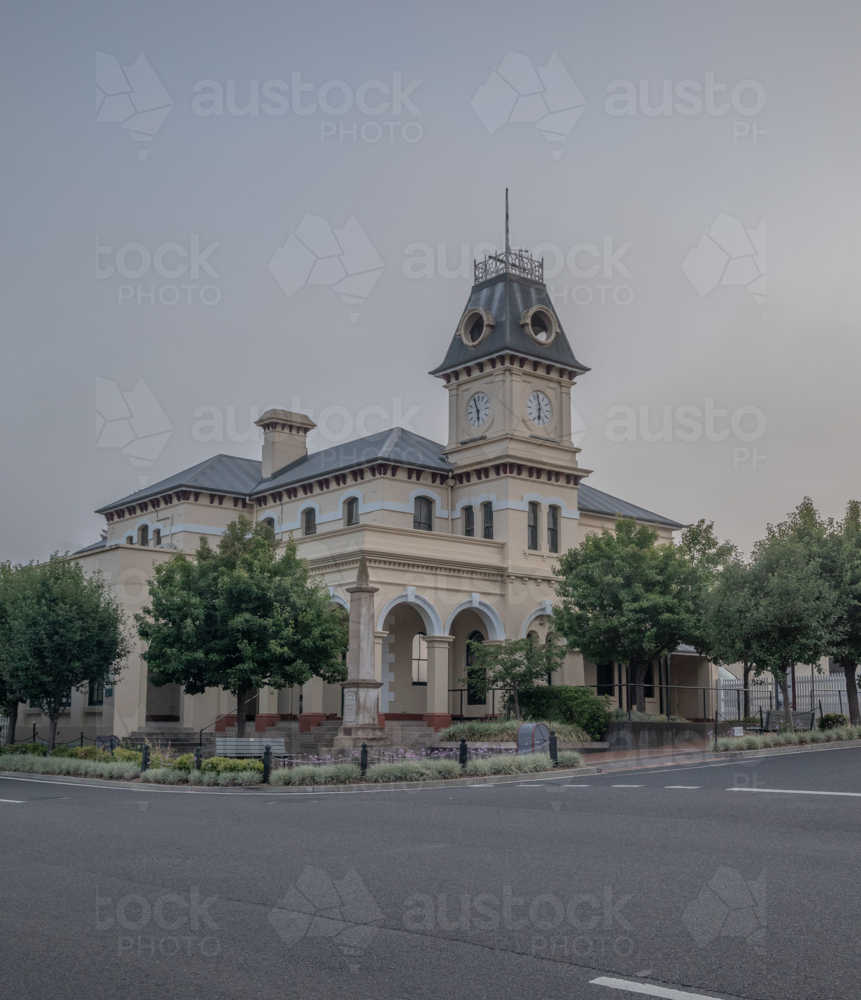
[95,431,683,530]
[73,537,107,555]
[257,427,450,491]
[577,483,684,530]
[96,454,262,513]
[431,271,590,375]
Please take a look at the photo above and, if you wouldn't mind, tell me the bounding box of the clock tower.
[430,213,591,486]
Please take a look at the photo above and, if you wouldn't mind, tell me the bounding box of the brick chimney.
[255,409,316,478]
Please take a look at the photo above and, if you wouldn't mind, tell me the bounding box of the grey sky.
[1,0,859,562]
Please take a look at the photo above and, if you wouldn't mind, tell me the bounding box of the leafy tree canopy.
[136,517,347,735]
[0,555,131,749]
[553,517,700,710]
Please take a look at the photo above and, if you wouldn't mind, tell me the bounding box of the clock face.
[467,392,490,428]
[526,391,552,427]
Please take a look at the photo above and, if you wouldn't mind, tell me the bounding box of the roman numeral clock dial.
[467,392,490,428]
[526,391,552,427]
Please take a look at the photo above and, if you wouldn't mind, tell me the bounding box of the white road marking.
[590,975,725,998]
[612,784,643,788]
[518,783,544,786]
[727,787,861,798]
[0,799,24,803]
[665,785,701,789]
[563,784,591,787]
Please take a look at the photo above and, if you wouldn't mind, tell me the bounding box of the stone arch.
[445,598,505,641]
[520,601,554,637]
[328,589,349,612]
[377,590,444,636]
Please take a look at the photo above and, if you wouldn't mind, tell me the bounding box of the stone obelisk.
[333,556,386,747]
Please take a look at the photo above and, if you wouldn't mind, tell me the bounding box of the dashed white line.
[727,787,861,798]
[590,975,726,998]
[665,785,701,789]
[611,784,643,788]
[0,799,24,803]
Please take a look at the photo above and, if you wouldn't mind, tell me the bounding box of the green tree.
[747,533,841,730]
[136,517,347,737]
[0,556,131,750]
[553,517,699,712]
[465,634,565,719]
[766,497,861,724]
[703,558,758,718]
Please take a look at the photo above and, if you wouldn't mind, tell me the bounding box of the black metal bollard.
[360,742,368,779]
[549,729,558,767]
[262,745,272,784]
[193,746,202,770]
[141,745,150,773]
[459,737,468,771]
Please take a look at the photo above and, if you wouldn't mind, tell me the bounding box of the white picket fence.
[718,675,861,720]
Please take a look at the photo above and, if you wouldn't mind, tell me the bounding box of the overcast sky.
[1,0,860,563]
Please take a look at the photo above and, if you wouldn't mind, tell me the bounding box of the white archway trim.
[376,590,445,635]
[327,588,349,611]
[520,601,555,637]
[445,596,506,641]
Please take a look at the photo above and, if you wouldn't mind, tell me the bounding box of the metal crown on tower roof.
[474,189,544,284]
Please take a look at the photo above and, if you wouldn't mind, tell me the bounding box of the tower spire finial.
[505,187,510,257]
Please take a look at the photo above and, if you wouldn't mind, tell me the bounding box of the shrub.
[0,755,138,779]
[515,686,611,741]
[141,768,188,784]
[438,719,589,744]
[464,752,552,777]
[270,763,361,786]
[0,743,48,756]
[366,761,427,783]
[201,756,264,774]
[217,769,262,786]
[172,753,195,771]
[419,759,462,780]
[69,746,111,761]
[819,713,847,730]
[113,747,143,764]
[556,750,584,768]
[187,770,220,786]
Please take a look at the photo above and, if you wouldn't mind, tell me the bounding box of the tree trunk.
[742,663,751,720]
[632,661,647,713]
[778,674,793,731]
[6,701,18,746]
[236,689,249,738]
[48,715,58,753]
[842,662,860,725]
[512,686,520,720]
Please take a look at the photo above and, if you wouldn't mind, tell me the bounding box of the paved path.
[2,746,861,1000]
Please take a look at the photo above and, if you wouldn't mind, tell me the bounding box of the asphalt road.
[2,746,861,1000]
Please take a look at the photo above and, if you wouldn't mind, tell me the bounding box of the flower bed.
[715,724,861,752]
[0,746,584,785]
